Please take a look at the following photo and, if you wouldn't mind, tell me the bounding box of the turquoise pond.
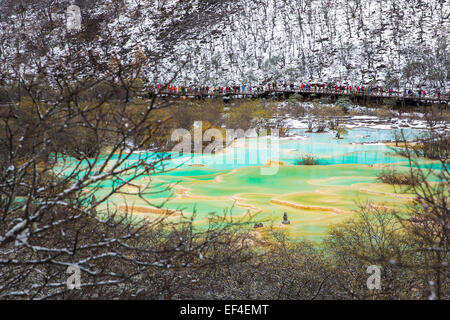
[57,127,440,241]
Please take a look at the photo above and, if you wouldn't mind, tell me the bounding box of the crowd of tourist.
[148,83,446,99]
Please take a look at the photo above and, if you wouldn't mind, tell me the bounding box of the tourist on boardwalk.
[145,83,446,102]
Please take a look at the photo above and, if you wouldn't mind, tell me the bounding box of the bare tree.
[0,0,251,300]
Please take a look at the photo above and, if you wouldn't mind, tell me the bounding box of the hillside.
[0,0,449,91]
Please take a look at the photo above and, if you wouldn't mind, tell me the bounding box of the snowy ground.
[283,102,449,136]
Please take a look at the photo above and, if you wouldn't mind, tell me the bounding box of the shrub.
[287,94,306,117]
[315,121,327,133]
[335,125,348,139]
[377,169,417,186]
[335,96,353,114]
[376,107,393,119]
[383,98,397,109]
[413,137,450,160]
[328,119,338,130]
[296,155,319,165]
[306,120,314,133]
[225,100,274,130]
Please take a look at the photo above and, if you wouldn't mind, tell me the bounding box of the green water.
[58,128,435,241]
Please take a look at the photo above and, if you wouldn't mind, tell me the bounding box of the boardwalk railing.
[1,89,448,108]
[146,88,449,104]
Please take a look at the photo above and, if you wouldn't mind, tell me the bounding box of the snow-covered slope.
[1,0,449,91]
[178,0,449,90]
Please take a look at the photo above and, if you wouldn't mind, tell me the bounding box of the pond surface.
[62,128,433,241]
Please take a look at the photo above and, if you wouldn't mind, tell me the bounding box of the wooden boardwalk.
[1,89,448,108]
[147,89,449,106]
